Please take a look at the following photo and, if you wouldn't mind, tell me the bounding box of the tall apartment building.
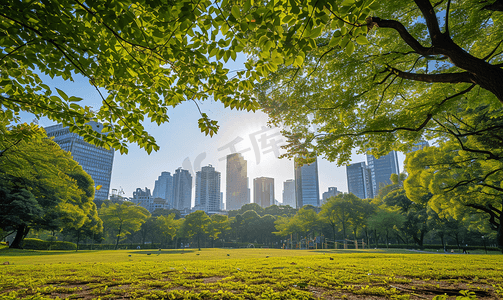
[173,167,192,210]
[294,158,320,208]
[194,165,221,212]
[226,153,249,211]
[282,179,296,208]
[321,187,341,205]
[346,162,373,199]
[153,171,174,206]
[253,177,274,208]
[44,122,114,200]
[366,151,400,196]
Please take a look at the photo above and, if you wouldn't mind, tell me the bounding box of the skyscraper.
[346,162,373,199]
[194,165,221,212]
[153,171,173,206]
[173,167,192,210]
[226,153,249,211]
[321,187,341,205]
[366,151,400,196]
[282,179,296,208]
[44,122,114,200]
[408,141,430,153]
[253,177,274,208]
[294,158,320,207]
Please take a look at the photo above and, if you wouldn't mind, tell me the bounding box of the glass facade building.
[366,151,400,196]
[173,168,192,210]
[44,122,114,200]
[153,171,174,206]
[194,165,221,212]
[282,179,296,208]
[226,153,249,211]
[294,158,320,207]
[346,162,373,199]
[253,177,274,208]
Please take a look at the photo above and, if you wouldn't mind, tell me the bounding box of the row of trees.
[66,181,497,252]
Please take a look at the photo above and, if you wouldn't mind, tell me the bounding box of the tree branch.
[367,17,434,55]
[386,65,472,83]
[414,0,443,40]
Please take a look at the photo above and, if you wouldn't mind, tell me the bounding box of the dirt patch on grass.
[202,276,225,283]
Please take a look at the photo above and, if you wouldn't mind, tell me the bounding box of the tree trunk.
[115,224,122,250]
[76,230,81,251]
[497,211,503,253]
[10,225,29,249]
[332,224,337,249]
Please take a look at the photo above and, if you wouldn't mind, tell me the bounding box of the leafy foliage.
[405,105,503,250]
[99,201,150,249]
[0,123,98,248]
[255,0,503,165]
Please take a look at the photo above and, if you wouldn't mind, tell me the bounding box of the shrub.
[22,238,77,250]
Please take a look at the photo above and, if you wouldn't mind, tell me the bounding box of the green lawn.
[1,247,502,299]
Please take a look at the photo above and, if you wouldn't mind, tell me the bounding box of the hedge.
[21,238,77,250]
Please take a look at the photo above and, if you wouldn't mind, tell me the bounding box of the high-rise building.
[253,177,274,208]
[44,122,114,200]
[173,167,192,210]
[153,171,173,206]
[294,158,320,207]
[408,141,430,153]
[194,165,221,212]
[282,179,296,208]
[366,151,400,196]
[226,153,249,211]
[346,162,373,199]
[321,187,341,205]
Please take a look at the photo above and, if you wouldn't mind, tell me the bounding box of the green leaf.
[341,0,355,6]
[355,35,369,45]
[231,5,241,19]
[295,55,304,66]
[310,26,323,38]
[345,40,354,56]
[55,88,68,101]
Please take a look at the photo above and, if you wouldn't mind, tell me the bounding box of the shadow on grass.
[310,248,408,254]
[0,248,93,256]
[127,249,196,255]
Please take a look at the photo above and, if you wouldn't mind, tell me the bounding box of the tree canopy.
[255,0,503,164]
[0,122,98,248]
[405,105,503,250]
[1,0,383,154]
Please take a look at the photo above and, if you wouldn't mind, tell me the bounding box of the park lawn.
[0,248,502,300]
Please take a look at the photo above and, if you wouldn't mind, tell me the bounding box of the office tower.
[131,187,153,212]
[220,192,225,210]
[194,165,221,212]
[282,179,296,208]
[346,162,373,199]
[409,141,430,153]
[253,177,274,208]
[44,122,114,200]
[366,151,400,196]
[321,187,341,205]
[294,158,320,207]
[153,171,173,206]
[173,167,192,210]
[226,153,249,211]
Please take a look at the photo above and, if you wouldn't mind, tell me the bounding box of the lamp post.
[482,236,487,254]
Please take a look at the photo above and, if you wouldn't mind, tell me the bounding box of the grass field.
[1,247,502,299]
